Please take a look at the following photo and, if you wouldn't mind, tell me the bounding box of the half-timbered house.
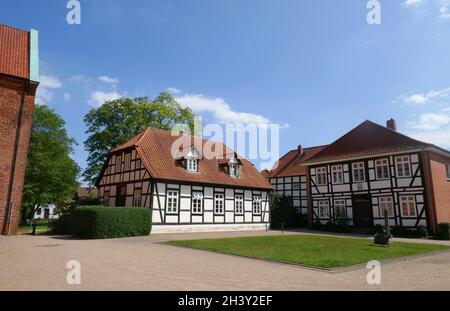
[302,119,450,233]
[96,128,272,233]
[265,145,326,217]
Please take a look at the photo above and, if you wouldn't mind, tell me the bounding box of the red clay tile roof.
[0,25,29,79]
[111,128,272,190]
[304,120,447,164]
[268,145,327,178]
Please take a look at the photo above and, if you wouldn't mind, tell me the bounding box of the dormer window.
[229,154,240,178]
[187,159,198,172]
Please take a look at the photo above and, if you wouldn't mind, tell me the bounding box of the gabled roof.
[268,145,327,178]
[304,120,450,165]
[109,128,272,190]
[0,25,29,79]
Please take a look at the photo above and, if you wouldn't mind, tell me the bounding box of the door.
[44,208,50,219]
[116,184,127,207]
[352,194,373,228]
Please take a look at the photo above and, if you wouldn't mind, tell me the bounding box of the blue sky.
[1,0,450,176]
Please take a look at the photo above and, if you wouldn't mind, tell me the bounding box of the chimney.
[386,119,397,131]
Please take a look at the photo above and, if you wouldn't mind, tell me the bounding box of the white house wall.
[269,175,308,215]
[309,152,427,228]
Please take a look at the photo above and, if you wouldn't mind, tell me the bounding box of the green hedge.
[52,206,151,239]
[438,222,450,240]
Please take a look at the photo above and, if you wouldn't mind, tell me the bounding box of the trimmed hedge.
[52,206,151,239]
[438,222,450,240]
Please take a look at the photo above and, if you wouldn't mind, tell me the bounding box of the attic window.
[187,159,198,172]
[229,155,240,178]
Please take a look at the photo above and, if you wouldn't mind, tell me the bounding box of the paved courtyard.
[1,230,449,291]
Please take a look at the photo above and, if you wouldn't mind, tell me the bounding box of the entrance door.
[116,184,127,207]
[352,194,373,228]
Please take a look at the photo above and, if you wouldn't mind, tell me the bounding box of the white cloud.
[413,113,450,130]
[402,87,450,105]
[98,75,119,84]
[63,93,71,101]
[403,0,427,7]
[410,128,450,149]
[35,75,63,104]
[68,74,85,82]
[440,1,450,18]
[88,90,123,108]
[166,87,182,94]
[175,94,271,125]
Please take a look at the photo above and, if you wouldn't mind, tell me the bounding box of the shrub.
[417,226,429,238]
[438,222,450,240]
[371,224,385,234]
[311,220,322,230]
[57,206,151,239]
[269,193,298,229]
[50,214,73,235]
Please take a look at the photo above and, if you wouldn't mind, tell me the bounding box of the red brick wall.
[428,152,450,225]
[0,75,37,235]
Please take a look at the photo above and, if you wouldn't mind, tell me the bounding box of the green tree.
[22,105,79,223]
[83,92,195,185]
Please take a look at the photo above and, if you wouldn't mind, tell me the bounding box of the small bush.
[417,226,429,238]
[50,214,73,235]
[371,224,385,234]
[438,222,450,240]
[311,220,322,230]
[52,206,152,239]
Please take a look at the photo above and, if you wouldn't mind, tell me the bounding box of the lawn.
[169,235,449,269]
[18,221,52,234]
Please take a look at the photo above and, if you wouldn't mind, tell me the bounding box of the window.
[235,194,244,214]
[334,200,346,219]
[133,188,142,207]
[187,159,198,172]
[103,191,110,206]
[124,153,131,171]
[379,196,394,217]
[115,155,122,173]
[214,193,224,214]
[167,190,179,213]
[395,156,411,178]
[316,167,327,185]
[352,162,365,182]
[318,200,330,218]
[192,192,203,214]
[292,183,300,189]
[253,196,262,214]
[36,208,42,215]
[446,164,450,180]
[375,159,390,180]
[331,165,343,184]
[400,195,416,217]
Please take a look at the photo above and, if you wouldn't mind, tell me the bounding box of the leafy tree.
[269,193,305,229]
[21,105,79,223]
[83,92,195,185]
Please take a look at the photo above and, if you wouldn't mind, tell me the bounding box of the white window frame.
[395,156,412,178]
[187,159,198,172]
[235,194,244,214]
[334,199,346,219]
[400,195,416,217]
[253,195,262,214]
[133,188,142,207]
[214,193,224,214]
[379,196,394,217]
[192,192,203,214]
[331,165,343,184]
[375,158,390,180]
[167,190,179,214]
[318,200,330,218]
[316,167,327,186]
[352,162,365,182]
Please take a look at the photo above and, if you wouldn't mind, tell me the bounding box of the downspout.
[2,80,29,235]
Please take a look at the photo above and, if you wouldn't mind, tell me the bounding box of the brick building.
[0,25,39,235]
